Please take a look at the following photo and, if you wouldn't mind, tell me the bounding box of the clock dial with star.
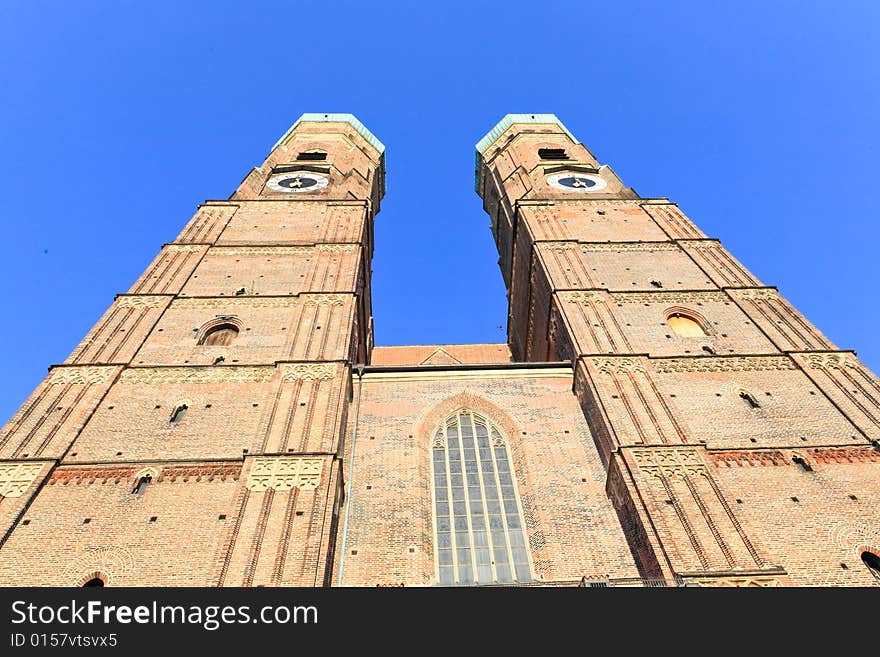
[266,172,330,193]
[546,172,607,192]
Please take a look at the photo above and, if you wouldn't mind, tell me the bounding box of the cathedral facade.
[0,114,878,587]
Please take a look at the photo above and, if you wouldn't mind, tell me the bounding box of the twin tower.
[1,114,878,587]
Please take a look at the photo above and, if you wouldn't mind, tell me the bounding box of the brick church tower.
[0,113,878,586]
[0,114,381,586]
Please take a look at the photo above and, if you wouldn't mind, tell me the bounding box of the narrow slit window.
[739,391,761,409]
[296,151,327,161]
[538,148,568,160]
[132,474,152,495]
[169,404,188,425]
[432,410,531,586]
[792,456,813,472]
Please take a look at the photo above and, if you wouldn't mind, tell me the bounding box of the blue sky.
[1,1,878,422]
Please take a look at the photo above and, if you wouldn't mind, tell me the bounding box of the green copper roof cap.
[475,114,576,155]
[474,114,577,192]
[273,113,385,154]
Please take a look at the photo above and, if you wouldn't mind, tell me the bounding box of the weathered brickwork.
[537,242,719,292]
[215,201,370,251]
[0,366,122,460]
[792,351,880,442]
[679,239,762,288]
[641,203,706,240]
[175,204,237,244]
[519,200,671,243]
[710,452,880,585]
[1,114,877,588]
[476,115,880,587]
[729,288,835,352]
[64,296,172,365]
[334,368,639,586]
[614,446,777,576]
[0,115,380,586]
[0,462,240,586]
[371,344,512,366]
[178,245,362,298]
[555,289,780,358]
[128,244,209,295]
[214,456,341,587]
[0,461,53,546]
[571,355,869,452]
[132,295,357,366]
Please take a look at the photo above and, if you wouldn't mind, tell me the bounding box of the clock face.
[266,172,329,193]
[546,172,607,192]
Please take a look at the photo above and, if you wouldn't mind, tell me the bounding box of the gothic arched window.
[432,410,531,586]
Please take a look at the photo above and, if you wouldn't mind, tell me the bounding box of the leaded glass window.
[432,410,531,585]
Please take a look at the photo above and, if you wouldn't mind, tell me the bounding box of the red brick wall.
[555,290,780,358]
[711,451,880,585]
[0,366,122,460]
[178,245,362,297]
[64,296,171,365]
[128,245,208,295]
[216,201,369,251]
[520,201,670,243]
[0,458,341,587]
[476,117,880,586]
[0,462,240,585]
[0,116,381,587]
[371,344,512,366]
[335,368,639,586]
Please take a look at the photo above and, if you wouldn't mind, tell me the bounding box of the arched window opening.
[169,404,188,425]
[862,551,880,584]
[132,474,152,495]
[82,576,105,587]
[199,323,239,346]
[739,391,761,409]
[667,313,706,337]
[432,410,531,586]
